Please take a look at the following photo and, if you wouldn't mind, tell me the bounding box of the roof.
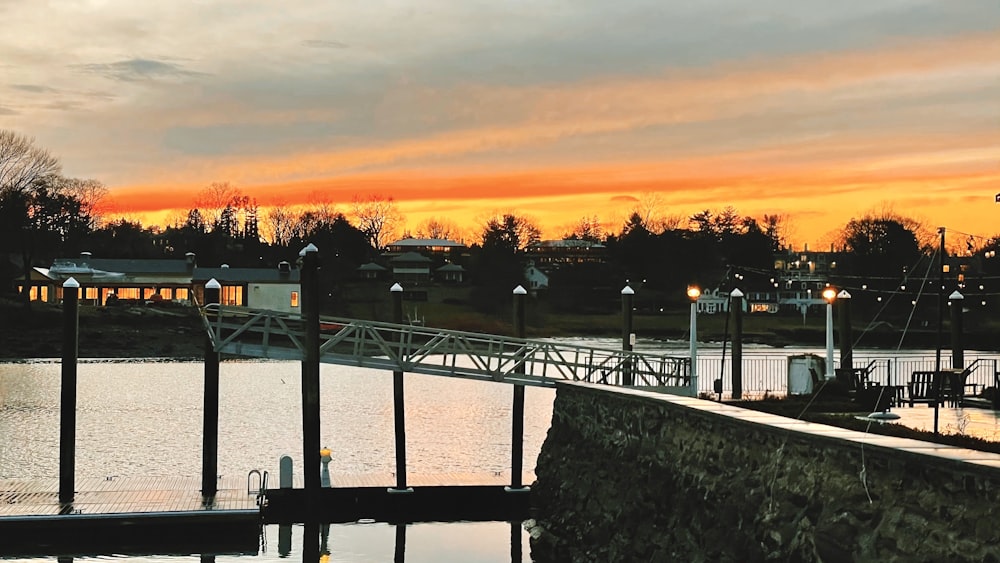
[388,238,464,248]
[51,258,190,276]
[389,252,432,263]
[529,239,606,249]
[357,262,388,271]
[192,267,300,283]
[436,263,466,272]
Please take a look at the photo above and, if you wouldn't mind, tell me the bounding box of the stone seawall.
[529,382,1000,562]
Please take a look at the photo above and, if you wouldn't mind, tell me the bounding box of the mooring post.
[687,286,701,397]
[621,285,635,386]
[511,520,523,563]
[59,277,80,505]
[300,243,321,503]
[389,282,412,494]
[950,290,964,369]
[509,285,528,491]
[730,288,744,400]
[201,278,221,499]
[395,524,407,563]
[837,290,853,370]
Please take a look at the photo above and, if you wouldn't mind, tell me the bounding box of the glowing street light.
[823,287,837,379]
[687,286,701,396]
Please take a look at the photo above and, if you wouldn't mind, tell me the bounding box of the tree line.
[3,129,993,318]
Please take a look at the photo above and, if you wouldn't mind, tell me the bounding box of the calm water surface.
[0,360,553,561]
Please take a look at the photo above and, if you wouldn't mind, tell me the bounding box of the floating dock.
[0,472,532,556]
[0,475,260,556]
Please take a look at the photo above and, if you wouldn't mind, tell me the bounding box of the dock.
[264,472,534,523]
[0,475,260,556]
[0,472,532,556]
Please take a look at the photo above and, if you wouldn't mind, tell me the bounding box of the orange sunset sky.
[2,1,998,249]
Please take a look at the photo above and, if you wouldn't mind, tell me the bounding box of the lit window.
[222,286,243,306]
[85,287,98,300]
[290,291,299,308]
[175,288,189,300]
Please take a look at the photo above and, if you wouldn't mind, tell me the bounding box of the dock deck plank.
[0,471,530,519]
[0,476,257,518]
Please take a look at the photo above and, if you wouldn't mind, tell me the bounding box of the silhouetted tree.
[0,131,62,305]
[415,217,461,241]
[351,194,403,250]
[840,213,922,277]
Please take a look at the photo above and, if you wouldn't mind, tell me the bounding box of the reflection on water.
[0,360,554,480]
[0,520,531,562]
[275,520,530,563]
[0,360,550,561]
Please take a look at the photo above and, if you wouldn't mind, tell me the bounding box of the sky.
[1,0,998,248]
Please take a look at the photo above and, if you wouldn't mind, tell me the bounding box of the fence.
[697,352,999,400]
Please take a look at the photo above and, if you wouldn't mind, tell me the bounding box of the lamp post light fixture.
[822,287,837,379]
[687,286,701,396]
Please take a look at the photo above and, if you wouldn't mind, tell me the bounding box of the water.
[0,359,553,561]
[4,341,998,560]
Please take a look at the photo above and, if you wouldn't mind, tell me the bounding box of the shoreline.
[3,300,997,359]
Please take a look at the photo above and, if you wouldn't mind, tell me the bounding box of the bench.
[907,370,968,407]
[907,371,940,407]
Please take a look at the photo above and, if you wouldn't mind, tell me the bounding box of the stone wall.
[529,382,1000,562]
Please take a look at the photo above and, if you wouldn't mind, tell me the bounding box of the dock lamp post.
[823,287,837,379]
[687,286,700,397]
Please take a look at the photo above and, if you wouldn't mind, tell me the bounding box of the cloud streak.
[75,58,208,82]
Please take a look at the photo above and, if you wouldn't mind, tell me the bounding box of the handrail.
[200,305,692,392]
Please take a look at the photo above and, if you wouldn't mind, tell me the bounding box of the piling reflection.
[394,523,406,563]
[278,523,292,556]
[275,519,528,562]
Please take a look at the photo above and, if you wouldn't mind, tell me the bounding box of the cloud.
[75,58,207,82]
[11,84,59,93]
[0,105,18,115]
[302,39,349,49]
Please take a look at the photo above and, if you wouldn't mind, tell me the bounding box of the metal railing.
[200,305,691,392]
[695,353,999,400]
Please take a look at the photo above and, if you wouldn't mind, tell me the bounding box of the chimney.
[80,251,92,263]
[278,261,291,277]
[221,264,230,269]
[185,252,196,271]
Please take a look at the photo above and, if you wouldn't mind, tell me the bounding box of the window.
[175,288,189,300]
[118,288,140,300]
[85,287,98,300]
[221,286,243,306]
[290,291,299,308]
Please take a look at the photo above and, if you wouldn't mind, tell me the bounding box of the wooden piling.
[390,283,409,492]
[950,291,964,369]
[621,286,634,386]
[59,277,80,505]
[838,290,853,370]
[511,286,527,490]
[201,278,221,499]
[300,244,321,503]
[731,288,744,400]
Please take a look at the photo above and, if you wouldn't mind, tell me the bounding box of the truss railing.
[200,305,691,391]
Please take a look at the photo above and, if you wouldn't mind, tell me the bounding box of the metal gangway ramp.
[201,305,693,393]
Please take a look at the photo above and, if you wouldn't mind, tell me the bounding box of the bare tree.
[0,130,61,196]
[0,131,63,308]
[563,214,604,242]
[264,203,297,246]
[194,181,241,229]
[618,192,682,235]
[415,217,461,241]
[58,177,109,229]
[351,194,403,250]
